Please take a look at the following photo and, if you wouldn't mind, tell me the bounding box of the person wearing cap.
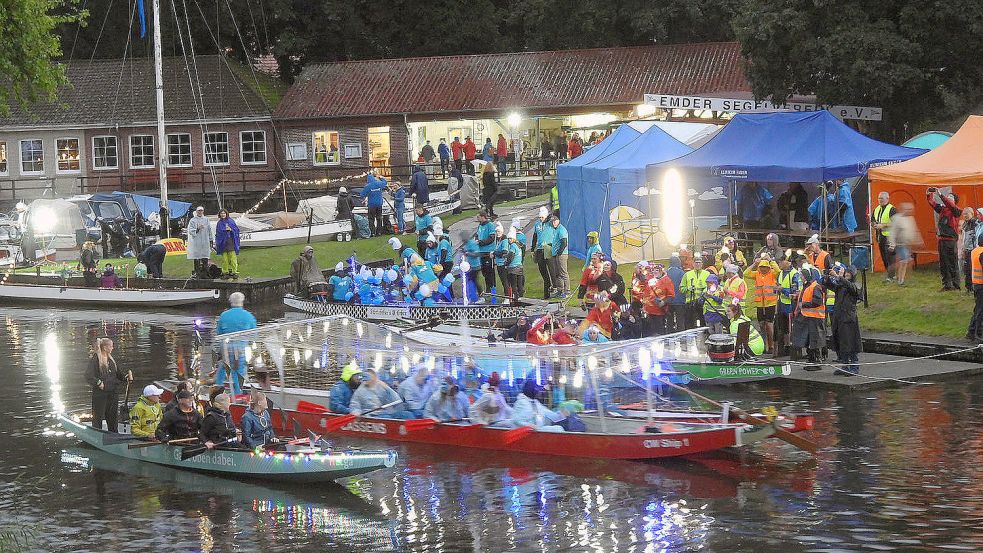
[701,274,727,333]
[642,264,675,336]
[504,227,525,300]
[549,215,570,298]
[186,206,213,279]
[596,260,627,307]
[329,361,362,414]
[424,377,469,422]
[584,231,603,269]
[680,256,711,330]
[475,211,498,296]
[350,368,413,419]
[744,253,781,354]
[511,380,564,432]
[336,186,357,239]
[128,384,164,438]
[531,206,555,299]
[156,389,203,442]
[397,365,434,419]
[492,222,511,295]
[666,253,686,333]
[726,304,765,360]
[469,372,513,425]
[215,292,257,396]
[775,252,802,357]
[361,171,387,236]
[290,245,324,297]
[240,391,276,447]
[804,234,836,314]
[793,264,827,371]
[824,263,862,375]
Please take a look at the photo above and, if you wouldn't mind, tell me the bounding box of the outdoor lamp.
[31,206,58,234]
[661,169,685,246]
[507,112,522,128]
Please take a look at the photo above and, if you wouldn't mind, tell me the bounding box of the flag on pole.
[136,0,147,38]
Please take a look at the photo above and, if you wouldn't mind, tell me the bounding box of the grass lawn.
[857,262,970,339]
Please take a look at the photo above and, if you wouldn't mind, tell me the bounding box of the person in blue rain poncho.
[809,180,857,233]
[510,380,564,432]
[349,369,414,419]
[581,325,610,344]
[423,377,470,421]
[397,365,435,418]
[736,182,774,227]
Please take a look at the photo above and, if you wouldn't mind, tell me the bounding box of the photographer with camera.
[927,187,962,291]
[824,263,862,376]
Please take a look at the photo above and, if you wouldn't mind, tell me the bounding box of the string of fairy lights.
[244,172,371,215]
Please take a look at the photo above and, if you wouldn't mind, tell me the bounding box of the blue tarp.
[648,111,926,183]
[902,131,952,150]
[112,192,192,219]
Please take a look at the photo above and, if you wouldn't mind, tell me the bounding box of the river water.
[2,304,982,553]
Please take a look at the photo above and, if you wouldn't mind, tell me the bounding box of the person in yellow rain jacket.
[129,384,164,438]
[743,253,781,355]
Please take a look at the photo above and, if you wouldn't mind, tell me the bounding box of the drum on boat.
[706,334,736,363]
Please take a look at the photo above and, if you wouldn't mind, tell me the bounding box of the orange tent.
[868,115,983,270]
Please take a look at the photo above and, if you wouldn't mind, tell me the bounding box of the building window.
[130,135,155,169]
[92,136,118,170]
[240,130,267,165]
[167,133,193,167]
[56,138,81,173]
[203,132,230,166]
[0,142,7,175]
[20,139,44,174]
[312,131,340,165]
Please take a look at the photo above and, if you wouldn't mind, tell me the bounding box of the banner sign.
[158,238,187,257]
[643,94,882,121]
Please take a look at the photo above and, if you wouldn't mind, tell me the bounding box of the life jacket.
[799,281,826,319]
[809,250,830,272]
[753,269,779,307]
[778,269,796,305]
[972,246,983,285]
[873,203,894,238]
[730,315,765,355]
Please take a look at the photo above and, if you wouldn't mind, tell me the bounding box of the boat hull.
[0,283,219,307]
[58,414,396,483]
[239,219,354,248]
[284,294,556,323]
[671,361,792,384]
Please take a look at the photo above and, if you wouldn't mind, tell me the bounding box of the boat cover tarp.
[114,192,192,219]
[869,115,983,268]
[902,131,952,150]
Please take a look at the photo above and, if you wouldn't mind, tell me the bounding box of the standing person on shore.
[967,236,983,341]
[774,253,801,357]
[496,134,508,177]
[215,292,257,396]
[438,138,451,177]
[793,267,827,371]
[680,256,711,329]
[215,209,240,280]
[825,264,862,376]
[463,137,477,175]
[336,187,357,240]
[86,338,132,431]
[451,137,464,172]
[388,180,407,235]
[410,165,430,205]
[493,222,510,296]
[481,160,498,217]
[871,192,897,280]
[475,211,498,296]
[361,171,387,237]
[887,202,922,286]
[505,227,525,300]
[744,254,780,355]
[548,215,570,299]
[186,206,213,279]
[568,133,583,159]
[482,137,494,163]
[642,264,675,336]
[531,207,555,299]
[960,207,978,293]
[666,253,686,333]
[421,141,436,176]
[928,188,962,291]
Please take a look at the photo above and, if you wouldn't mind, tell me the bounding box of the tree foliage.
[733,0,983,136]
[0,0,85,116]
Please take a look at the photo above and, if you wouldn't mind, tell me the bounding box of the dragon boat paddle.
[180,437,241,461]
[324,399,405,433]
[501,425,535,445]
[656,378,818,454]
[127,436,198,449]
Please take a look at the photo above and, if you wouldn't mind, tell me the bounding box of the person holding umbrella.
[215,209,241,279]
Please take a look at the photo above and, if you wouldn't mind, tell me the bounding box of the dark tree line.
[53,0,983,136]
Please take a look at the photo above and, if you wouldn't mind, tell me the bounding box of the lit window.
[240,130,267,165]
[312,131,340,166]
[56,138,81,173]
[20,139,44,174]
[167,133,192,167]
[203,132,229,166]
[0,142,7,175]
[92,136,118,170]
[130,135,155,169]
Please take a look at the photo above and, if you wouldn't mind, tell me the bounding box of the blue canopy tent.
[112,192,192,219]
[647,111,926,235]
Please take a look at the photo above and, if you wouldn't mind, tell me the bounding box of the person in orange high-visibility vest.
[744,253,780,354]
[792,265,827,371]
[966,236,983,341]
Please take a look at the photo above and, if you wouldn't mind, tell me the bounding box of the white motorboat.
[0,282,220,307]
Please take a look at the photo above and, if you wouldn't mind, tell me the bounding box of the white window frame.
[19,139,45,175]
[129,135,155,169]
[239,130,267,165]
[203,131,230,166]
[0,141,8,176]
[285,143,307,161]
[166,133,193,168]
[312,131,341,166]
[55,137,82,174]
[91,135,119,170]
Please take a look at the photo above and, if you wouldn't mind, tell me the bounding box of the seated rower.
[581,324,610,344]
[240,391,275,448]
[726,304,765,360]
[100,264,123,288]
[398,366,434,418]
[200,393,240,449]
[129,384,164,438]
[350,369,414,419]
[155,390,202,442]
[468,372,512,425]
[423,377,470,422]
[290,245,324,299]
[511,380,564,432]
[329,361,361,414]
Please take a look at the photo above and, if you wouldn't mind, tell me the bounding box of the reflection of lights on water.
[44,333,64,414]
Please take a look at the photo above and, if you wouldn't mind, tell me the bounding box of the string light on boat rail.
[244,172,370,216]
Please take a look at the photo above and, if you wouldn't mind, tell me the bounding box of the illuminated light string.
[244,171,371,215]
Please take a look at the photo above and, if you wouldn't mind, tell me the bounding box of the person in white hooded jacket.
[468,372,512,426]
[510,380,564,432]
[397,365,434,418]
[186,206,214,278]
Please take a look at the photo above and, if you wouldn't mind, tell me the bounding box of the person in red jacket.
[450,137,464,172]
[551,319,581,345]
[463,137,477,175]
[576,252,605,309]
[582,292,618,337]
[568,133,584,159]
[630,261,651,312]
[496,134,508,177]
[928,188,962,291]
[643,264,676,336]
[527,314,555,345]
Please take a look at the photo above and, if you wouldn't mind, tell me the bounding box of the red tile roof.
[275,42,751,120]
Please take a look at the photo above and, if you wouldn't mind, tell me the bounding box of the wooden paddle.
[127,437,198,449]
[656,378,818,454]
[180,437,240,461]
[324,399,405,433]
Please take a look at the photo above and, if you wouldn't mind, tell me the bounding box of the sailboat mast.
[152,0,170,237]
